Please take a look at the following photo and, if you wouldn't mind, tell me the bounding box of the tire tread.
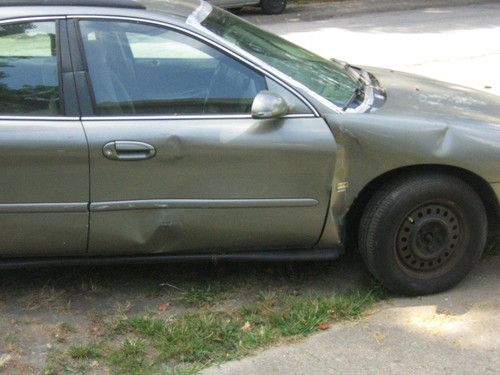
[358,172,487,295]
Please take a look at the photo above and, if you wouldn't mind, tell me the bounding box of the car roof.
[0,0,146,9]
[0,0,201,23]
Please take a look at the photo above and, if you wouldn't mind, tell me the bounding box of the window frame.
[69,15,318,120]
[77,18,268,117]
[0,17,76,120]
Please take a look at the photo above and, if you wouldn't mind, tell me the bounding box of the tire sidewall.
[261,0,287,14]
[367,176,487,295]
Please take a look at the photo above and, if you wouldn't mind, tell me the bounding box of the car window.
[79,20,267,116]
[200,7,358,108]
[0,21,61,116]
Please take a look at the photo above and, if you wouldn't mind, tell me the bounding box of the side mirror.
[251,91,289,119]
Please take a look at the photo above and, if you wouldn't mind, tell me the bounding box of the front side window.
[79,20,267,116]
[0,21,61,116]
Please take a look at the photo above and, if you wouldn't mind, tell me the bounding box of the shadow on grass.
[0,250,373,315]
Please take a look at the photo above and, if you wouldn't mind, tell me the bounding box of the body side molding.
[90,198,319,212]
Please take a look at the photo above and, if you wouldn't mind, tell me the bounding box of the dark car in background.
[211,0,287,14]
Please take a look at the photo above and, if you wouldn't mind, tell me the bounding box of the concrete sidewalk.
[203,256,500,375]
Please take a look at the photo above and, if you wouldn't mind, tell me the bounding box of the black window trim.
[66,15,318,120]
[0,16,80,120]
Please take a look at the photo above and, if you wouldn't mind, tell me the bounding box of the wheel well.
[345,165,500,250]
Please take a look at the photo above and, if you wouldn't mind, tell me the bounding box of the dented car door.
[73,18,336,255]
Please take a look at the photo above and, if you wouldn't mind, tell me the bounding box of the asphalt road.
[202,3,500,374]
[255,2,500,96]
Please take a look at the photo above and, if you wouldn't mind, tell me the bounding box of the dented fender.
[315,68,500,248]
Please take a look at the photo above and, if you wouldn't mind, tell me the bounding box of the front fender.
[316,112,500,248]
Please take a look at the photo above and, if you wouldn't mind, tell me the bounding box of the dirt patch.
[0,252,371,374]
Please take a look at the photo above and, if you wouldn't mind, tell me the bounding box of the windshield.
[199,6,358,108]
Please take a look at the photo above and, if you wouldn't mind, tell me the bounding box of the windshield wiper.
[342,78,365,111]
[330,58,362,80]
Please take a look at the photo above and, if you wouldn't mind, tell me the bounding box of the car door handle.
[103,141,156,161]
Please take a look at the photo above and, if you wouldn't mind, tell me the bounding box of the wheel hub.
[396,204,461,272]
[413,218,449,259]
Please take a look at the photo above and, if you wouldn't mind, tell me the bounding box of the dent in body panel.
[162,134,184,160]
[89,206,324,255]
[85,117,336,254]
[316,67,500,247]
[318,113,500,248]
[84,118,336,201]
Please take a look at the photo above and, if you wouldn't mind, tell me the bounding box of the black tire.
[261,0,287,14]
[358,172,487,295]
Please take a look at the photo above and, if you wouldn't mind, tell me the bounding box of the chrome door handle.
[103,141,156,161]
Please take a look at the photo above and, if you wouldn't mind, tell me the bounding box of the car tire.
[358,172,487,295]
[261,0,287,14]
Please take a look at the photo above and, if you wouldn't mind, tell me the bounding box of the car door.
[71,18,336,255]
[0,19,89,257]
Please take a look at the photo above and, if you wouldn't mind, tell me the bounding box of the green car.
[0,0,498,295]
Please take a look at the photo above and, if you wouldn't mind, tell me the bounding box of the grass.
[68,344,101,360]
[183,282,227,307]
[22,284,66,310]
[44,288,377,375]
[488,246,500,256]
[59,322,76,334]
[108,339,151,375]
[0,354,12,369]
[484,235,499,256]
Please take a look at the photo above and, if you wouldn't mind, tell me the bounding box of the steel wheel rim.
[395,203,463,273]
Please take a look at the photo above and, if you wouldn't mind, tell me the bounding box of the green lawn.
[44,288,378,375]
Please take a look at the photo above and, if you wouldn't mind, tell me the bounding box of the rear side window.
[79,20,267,116]
[0,21,61,116]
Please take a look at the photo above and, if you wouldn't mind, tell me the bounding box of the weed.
[102,289,376,374]
[40,267,378,375]
[484,235,499,256]
[108,339,153,375]
[59,322,76,334]
[68,343,101,360]
[183,282,227,307]
[23,285,65,310]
